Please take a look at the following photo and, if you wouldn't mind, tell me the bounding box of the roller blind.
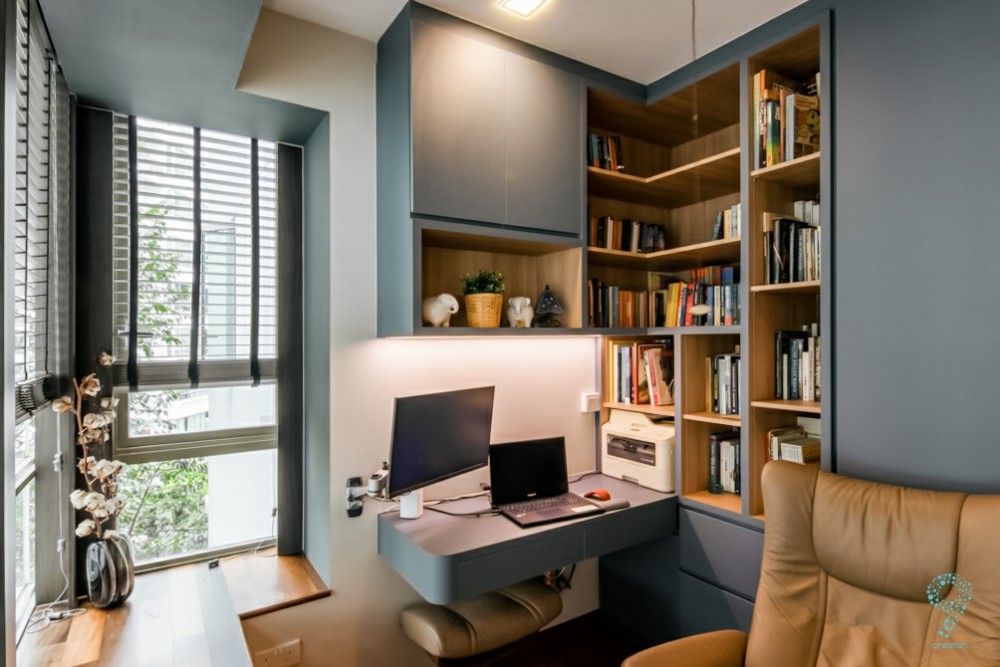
[111,116,278,389]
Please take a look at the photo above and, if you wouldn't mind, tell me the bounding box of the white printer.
[601,409,675,492]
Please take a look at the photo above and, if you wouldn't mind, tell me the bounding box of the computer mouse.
[584,489,611,501]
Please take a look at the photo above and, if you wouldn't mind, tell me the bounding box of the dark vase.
[86,532,136,608]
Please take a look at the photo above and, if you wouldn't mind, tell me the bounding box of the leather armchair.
[623,461,1000,667]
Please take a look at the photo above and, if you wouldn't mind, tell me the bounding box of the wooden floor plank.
[61,608,105,667]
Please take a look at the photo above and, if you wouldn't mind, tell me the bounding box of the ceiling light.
[497,0,547,19]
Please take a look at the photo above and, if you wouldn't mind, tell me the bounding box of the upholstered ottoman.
[400,578,562,662]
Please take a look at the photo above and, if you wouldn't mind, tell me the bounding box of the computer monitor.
[387,386,495,519]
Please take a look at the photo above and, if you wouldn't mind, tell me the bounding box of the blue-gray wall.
[832,0,1000,492]
[303,116,331,583]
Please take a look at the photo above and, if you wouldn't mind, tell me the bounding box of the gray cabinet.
[409,19,583,235]
[678,508,763,600]
[411,21,506,225]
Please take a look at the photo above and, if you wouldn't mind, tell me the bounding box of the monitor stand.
[399,489,424,520]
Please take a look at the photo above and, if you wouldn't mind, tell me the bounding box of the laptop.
[489,437,603,527]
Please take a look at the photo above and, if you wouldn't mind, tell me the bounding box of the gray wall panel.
[833,0,1000,492]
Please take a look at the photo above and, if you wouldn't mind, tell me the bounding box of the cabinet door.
[505,53,583,236]
[411,21,506,225]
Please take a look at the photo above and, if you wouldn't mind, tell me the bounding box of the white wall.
[236,11,602,666]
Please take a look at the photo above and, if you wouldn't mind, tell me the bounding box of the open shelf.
[603,402,675,419]
[750,151,820,187]
[683,490,742,515]
[751,280,820,294]
[588,237,740,272]
[750,399,821,414]
[682,411,741,427]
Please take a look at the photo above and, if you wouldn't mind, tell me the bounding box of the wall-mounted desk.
[377,474,677,604]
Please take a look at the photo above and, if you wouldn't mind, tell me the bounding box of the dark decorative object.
[532,285,563,327]
[85,532,136,608]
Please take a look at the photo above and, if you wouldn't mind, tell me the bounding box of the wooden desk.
[377,474,677,604]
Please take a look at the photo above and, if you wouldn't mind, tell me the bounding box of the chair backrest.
[746,461,1000,667]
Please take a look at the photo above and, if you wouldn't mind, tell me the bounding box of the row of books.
[763,213,820,284]
[711,204,742,241]
[588,282,649,328]
[766,415,821,465]
[650,282,740,328]
[587,133,625,172]
[709,351,741,416]
[607,339,674,406]
[754,69,821,169]
[775,324,820,401]
[709,429,741,494]
[588,216,668,253]
[794,199,820,225]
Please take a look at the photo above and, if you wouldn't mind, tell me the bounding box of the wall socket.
[254,638,301,667]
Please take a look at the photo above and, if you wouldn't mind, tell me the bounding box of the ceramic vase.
[86,532,136,608]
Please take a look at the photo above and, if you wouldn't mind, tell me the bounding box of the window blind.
[13,0,58,420]
[111,116,277,389]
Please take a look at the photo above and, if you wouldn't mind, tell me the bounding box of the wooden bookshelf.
[588,237,740,272]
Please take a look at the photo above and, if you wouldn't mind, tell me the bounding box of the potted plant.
[460,269,505,327]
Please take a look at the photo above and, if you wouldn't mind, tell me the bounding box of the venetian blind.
[111,116,278,388]
[13,0,62,420]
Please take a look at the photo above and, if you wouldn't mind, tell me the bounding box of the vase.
[86,532,136,608]
[465,293,503,327]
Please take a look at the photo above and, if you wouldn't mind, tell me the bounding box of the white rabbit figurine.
[422,293,459,327]
[507,296,534,328]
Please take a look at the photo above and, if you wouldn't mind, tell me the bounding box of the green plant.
[460,269,505,295]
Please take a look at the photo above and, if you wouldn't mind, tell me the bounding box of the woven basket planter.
[465,293,503,328]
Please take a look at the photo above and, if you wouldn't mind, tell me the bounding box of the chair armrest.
[622,629,748,667]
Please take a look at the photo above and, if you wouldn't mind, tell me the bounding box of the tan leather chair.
[623,461,1000,667]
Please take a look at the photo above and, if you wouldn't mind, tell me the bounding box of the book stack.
[587,133,625,172]
[766,416,821,466]
[762,211,820,284]
[711,203,742,241]
[774,324,820,401]
[607,339,674,406]
[708,350,741,416]
[587,281,648,328]
[649,265,740,328]
[709,429,741,494]
[754,69,820,169]
[588,216,667,253]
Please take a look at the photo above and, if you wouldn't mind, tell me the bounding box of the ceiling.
[263,0,807,84]
[37,0,806,145]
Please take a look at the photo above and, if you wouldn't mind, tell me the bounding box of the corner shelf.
[588,237,740,272]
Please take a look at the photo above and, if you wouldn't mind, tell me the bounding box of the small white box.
[601,409,675,492]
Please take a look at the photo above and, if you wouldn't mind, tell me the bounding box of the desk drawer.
[456,531,584,600]
[677,571,754,635]
[679,509,763,600]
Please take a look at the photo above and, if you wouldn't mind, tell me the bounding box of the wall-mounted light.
[497,0,548,19]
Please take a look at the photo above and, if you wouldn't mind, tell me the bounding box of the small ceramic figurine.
[422,293,459,327]
[507,296,534,328]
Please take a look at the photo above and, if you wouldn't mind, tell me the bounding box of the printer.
[601,409,675,492]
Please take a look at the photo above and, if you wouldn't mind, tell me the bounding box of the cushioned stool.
[400,578,562,663]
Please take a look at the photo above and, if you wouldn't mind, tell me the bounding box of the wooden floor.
[16,549,330,667]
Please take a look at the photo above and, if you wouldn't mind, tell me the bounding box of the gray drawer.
[677,571,755,635]
[679,508,763,600]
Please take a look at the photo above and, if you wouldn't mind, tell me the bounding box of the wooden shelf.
[751,151,820,187]
[751,280,820,294]
[587,147,740,209]
[588,237,740,272]
[683,489,742,515]
[750,399,821,414]
[604,402,675,419]
[682,411,741,426]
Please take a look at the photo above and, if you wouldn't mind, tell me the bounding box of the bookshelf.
[598,22,828,527]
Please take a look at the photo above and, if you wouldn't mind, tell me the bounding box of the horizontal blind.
[14,0,55,419]
[112,117,277,387]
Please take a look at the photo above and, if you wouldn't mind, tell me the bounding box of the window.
[111,116,281,565]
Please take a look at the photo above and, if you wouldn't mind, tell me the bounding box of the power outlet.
[254,638,301,667]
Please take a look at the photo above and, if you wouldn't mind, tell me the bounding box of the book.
[709,429,740,494]
[780,436,821,465]
[644,346,674,406]
[785,93,820,160]
[767,425,805,462]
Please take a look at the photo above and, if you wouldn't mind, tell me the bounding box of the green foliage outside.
[117,209,208,563]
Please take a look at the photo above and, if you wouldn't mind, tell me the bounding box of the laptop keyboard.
[500,492,584,514]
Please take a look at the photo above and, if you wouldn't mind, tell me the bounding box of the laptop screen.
[489,437,569,505]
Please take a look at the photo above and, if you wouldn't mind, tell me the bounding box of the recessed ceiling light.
[497,0,547,19]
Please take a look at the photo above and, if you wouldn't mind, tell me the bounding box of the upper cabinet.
[409,19,584,235]
[377,6,587,335]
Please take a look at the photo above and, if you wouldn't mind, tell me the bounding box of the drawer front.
[679,508,763,600]
[677,571,755,635]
